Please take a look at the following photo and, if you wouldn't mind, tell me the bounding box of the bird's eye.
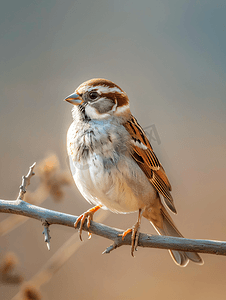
[89,91,99,100]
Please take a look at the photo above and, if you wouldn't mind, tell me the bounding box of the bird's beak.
[64,92,83,105]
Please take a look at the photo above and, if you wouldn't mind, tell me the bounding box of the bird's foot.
[74,205,102,241]
[119,209,143,257]
[119,222,140,257]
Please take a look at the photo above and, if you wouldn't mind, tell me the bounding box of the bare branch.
[1,162,226,257]
[1,198,226,256]
[0,155,71,237]
[17,163,36,200]
[11,210,109,300]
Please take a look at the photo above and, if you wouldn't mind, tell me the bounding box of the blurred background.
[0,0,226,299]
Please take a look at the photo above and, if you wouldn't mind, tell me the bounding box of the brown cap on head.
[76,78,129,108]
[78,78,124,91]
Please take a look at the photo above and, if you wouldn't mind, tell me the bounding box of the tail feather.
[169,250,189,267]
[144,204,203,267]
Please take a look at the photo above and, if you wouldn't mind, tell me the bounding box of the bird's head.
[65,78,130,120]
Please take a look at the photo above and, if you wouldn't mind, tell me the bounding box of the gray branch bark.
[1,198,226,256]
[1,162,226,257]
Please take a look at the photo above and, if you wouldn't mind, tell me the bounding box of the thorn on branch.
[42,222,51,250]
[17,162,36,201]
[102,238,123,254]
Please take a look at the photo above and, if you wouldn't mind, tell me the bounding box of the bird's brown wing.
[124,116,177,213]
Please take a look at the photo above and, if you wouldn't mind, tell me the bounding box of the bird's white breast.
[67,117,156,213]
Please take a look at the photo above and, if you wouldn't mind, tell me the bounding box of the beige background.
[1,0,226,299]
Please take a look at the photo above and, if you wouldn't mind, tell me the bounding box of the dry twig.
[17,163,36,201]
[0,155,71,236]
[12,210,109,300]
[1,163,226,257]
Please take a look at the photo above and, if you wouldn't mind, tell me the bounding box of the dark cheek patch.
[102,92,128,107]
[91,98,116,114]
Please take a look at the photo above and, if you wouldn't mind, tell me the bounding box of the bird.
[65,78,203,267]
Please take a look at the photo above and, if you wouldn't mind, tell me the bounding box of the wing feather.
[124,116,176,213]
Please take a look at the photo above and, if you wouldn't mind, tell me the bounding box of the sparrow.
[65,78,203,267]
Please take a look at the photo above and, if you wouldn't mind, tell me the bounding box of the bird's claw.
[119,222,140,257]
[74,205,101,240]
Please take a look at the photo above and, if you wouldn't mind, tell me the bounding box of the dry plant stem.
[42,222,51,250]
[1,158,71,236]
[1,163,226,257]
[1,199,226,256]
[17,162,36,200]
[11,210,109,300]
[0,188,49,236]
